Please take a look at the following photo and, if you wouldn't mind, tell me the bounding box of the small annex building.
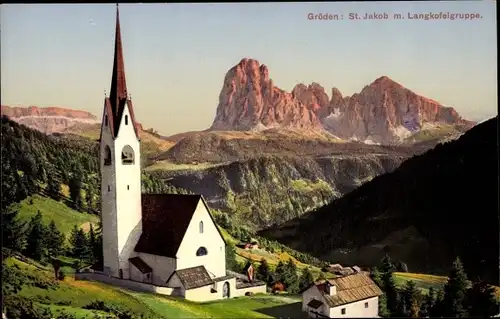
[302,271,383,318]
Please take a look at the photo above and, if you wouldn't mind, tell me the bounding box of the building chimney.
[326,281,336,296]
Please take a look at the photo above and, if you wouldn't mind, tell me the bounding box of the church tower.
[99,4,142,279]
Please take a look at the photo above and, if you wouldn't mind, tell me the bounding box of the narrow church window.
[125,115,128,125]
[341,308,346,315]
[199,221,204,234]
[105,115,108,126]
[121,145,135,165]
[119,269,123,279]
[104,145,112,166]
[196,247,208,256]
[127,185,130,190]
[108,185,111,192]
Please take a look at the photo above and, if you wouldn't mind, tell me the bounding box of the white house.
[76,4,266,302]
[302,271,383,318]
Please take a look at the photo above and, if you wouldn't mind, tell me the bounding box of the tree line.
[3,209,103,274]
[372,255,499,318]
[1,116,190,216]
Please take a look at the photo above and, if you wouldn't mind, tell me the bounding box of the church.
[76,5,266,302]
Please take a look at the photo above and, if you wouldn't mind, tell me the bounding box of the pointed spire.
[109,3,127,112]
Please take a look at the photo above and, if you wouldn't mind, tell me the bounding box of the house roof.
[128,257,152,274]
[134,194,226,258]
[312,272,383,308]
[173,266,214,290]
[307,299,324,309]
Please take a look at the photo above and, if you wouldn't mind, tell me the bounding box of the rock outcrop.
[210,58,322,131]
[1,105,99,134]
[210,58,474,143]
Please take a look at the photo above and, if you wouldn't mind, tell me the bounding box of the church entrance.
[222,281,230,298]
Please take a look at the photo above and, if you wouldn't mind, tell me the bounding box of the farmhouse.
[302,270,383,318]
[75,4,266,302]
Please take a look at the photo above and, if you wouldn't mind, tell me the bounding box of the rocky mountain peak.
[211,59,474,143]
[211,58,321,131]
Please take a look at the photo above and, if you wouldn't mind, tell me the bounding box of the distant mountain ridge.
[211,58,475,144]
[1,105,99,135]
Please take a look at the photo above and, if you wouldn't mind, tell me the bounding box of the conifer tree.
[225,243,239,272]
[380,255,399,317]
[70,226,89,262]
[402,280,421,317]
[299,267,315,292]
[442,257,469,317]
[283,259,299,293]
[431,288,445,317]
[46,220,65,257]
[46,173,61,200]
[275,260,285,283]
[87,224,99,263]
[69,177,83,210]
[257,258,271,284]
[467,280,499,317]
[419,287,436,317]
[24,211,48,261]
[2,206,27,252]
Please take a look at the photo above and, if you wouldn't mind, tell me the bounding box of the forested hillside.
[1,115,190,214]
[262,117,499,285]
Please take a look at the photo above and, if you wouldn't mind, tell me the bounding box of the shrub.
[4,295,53,319]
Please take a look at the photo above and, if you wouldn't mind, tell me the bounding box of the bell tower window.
[125,115,128,125]
[104,145,112,166]
[121,145,135,165]
[105,115,108,126]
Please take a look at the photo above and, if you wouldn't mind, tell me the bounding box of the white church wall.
[75,272,174,296]
[176,201,226,278]
[137,252,176,286]
[184,284,221,302]
[100,106,119,277]
[112,104,143,278]
[233,284,267,297]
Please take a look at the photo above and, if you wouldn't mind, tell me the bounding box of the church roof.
[134,194,226,258]
[170,266,214,290]
[102,4,139,140]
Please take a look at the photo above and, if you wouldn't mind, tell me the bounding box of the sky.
[1,1,497,136]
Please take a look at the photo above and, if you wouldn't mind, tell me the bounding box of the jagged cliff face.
[1,105,99,134]
[211,58,474,144]
[149,154,408,229]
[211,58,321,131]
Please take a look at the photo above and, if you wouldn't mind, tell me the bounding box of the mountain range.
[211,58,474,144]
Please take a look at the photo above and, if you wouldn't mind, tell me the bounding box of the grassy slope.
[7,257,302,318]
[12,194,99,236]
[14,195,496,317]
